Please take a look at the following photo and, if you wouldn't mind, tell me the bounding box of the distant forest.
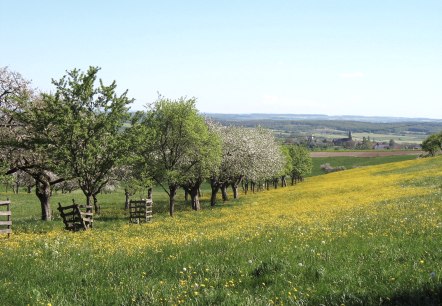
[207,114,442,136]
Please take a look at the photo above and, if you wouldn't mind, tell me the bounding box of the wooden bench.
[0,200,12,238]
[129,199,152,224]
[58,202,93,231]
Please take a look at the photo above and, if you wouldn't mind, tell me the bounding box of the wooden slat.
[0,211,11,216]
[0,228,12,234]
[129,198,152,223]
[0,221,12,226]
[0,201,11,205]
[80,212,93,216]
[59,211,76,217]
[58,204,78,210]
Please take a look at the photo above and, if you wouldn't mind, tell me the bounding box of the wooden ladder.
[129,199,153,224]
[58,202,93,231]
[0,200,12,238]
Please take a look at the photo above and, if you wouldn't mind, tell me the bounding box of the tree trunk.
[243,180,249,195]
[147,187,152,200]
[184,189,189,202]
[231,183,238,199]
[124,188,130,210]
[169,185,178,217]
[221,183,229,201]
[281,176,287,187]
[85,194,92,212]
[210,179,220,206]
[93,193,100,214]
[35,180,52,221]
[190,185,201,211]
[210,185,219,206]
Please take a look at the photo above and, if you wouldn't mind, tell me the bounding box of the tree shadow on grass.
[336,285,442,306]
[379,286,442,306]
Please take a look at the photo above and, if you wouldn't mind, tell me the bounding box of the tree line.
[0,66,312,220]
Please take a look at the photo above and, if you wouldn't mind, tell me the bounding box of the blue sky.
[1,1,441,118]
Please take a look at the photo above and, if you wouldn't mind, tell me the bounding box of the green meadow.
[1,157,441,305]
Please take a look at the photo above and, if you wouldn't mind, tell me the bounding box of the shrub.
[320,163,346,173]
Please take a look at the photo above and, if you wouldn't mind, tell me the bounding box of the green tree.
[279,145,293,187]
[34,66,133,213]
[0,67,64,220]
[389,139,396,149]
[137,96,221,216]
[422,132,442,156]
[288,145,312,184]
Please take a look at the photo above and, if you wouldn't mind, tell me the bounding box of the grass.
[1,157,442,305]
[310,155,418,176]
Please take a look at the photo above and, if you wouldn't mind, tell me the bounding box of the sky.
[1,0,441,118]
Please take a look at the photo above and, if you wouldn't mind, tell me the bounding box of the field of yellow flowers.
[1,157,441,305]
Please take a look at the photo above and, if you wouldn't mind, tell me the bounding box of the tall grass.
[1,157,441,305]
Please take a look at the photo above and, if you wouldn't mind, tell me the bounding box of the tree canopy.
[1,66,312,221]
[135,96,221,216]
[422,132,442,156]
[37,66,134,212]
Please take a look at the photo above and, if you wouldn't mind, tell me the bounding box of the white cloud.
[339,72,365,79]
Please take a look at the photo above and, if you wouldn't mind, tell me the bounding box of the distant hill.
[204,113,442,144]
[204,113,442,123]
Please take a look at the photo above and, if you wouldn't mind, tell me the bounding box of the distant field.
[210,115,442,145]
[310,150,423,157]
[309,154,419,176]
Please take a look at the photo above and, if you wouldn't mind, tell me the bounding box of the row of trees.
[0,66,312,220]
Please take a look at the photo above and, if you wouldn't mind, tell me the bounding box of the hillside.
[1,157,441,305]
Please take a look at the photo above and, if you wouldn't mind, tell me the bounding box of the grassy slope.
[1,157,442,305]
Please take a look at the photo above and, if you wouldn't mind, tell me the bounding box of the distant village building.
[332,131,353,146]
[373,143,390,150]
